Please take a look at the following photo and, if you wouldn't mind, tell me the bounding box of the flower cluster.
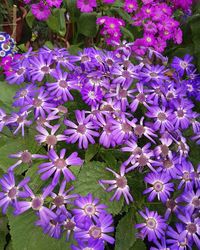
[0,32,16,58]
[23,0,63,20]
[0,44,199,249]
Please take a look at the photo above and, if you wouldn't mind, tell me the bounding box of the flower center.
[81,55,89,63]
[122,70,130,78]
[53,195,65,207]
[21,151,32,164]
[20,90,28,97]
[163,159,173,169]
[182,171,190,181]
[160,145,169,157]
[153,181,164,192]
[8,187,18,199]
[150,72,158,78]
[88,91,96,99]
[186,223,197,234]
[138,154,148,167]
[57,105,68,114]
[104,124,112,133]
[122,122,132,133]
[59,80,68,88]
[89,226,102,239]
[166,199,176,210]
[192,198,200,208]
[84,204,96,216]
[146,218,157,229]
[116,176,127,188]
[33,98,43,108]
[54,158,66,169]
[17,68,25,76]
[136,93,145,103]
[177,110,184,118]
[180,61,188,69]
[77,124,86,134]
[64,220,75,231]
[106,59,114,66]
[32,197,44,210]
[17,116,25,123]
[119,89,127,98]
[134,125,145,137]
[41,66,50,74]
[46,135,57,146]
[157,112,167,121]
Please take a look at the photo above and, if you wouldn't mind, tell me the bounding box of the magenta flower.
[38,148,83,184]
[64,110,99,149]
[31,2,51,21]
[77,0,97,13]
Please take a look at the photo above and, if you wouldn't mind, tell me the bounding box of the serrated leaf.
[85,144,99,162]
[115,210,136,250]
[7,210,73,250]
[73,161,124,215]
[78,13,97,37]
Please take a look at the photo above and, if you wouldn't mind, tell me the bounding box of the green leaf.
[44,41,54,49]
[115,210,137,250]
[0,214,8,250]
[7,210,73,250]
[121,27,134,42]
[46,8,66,36]
[85,144,99,162]
[26,11,35,28]
[111,8,133,25]
[73,161,124,215]
[99,149,117,168]
[130,240,146,250]
[78,13,97,37]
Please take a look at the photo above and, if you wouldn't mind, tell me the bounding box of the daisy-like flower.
[13,84,37,107]
[100,166,133,204]
[14,185,56,223]
[143,172,174,203]
[178,212,200,249]
[140,64,168,83]
[135,208,167,242]
[6,60,27,85]
[35,124,67,149]
[8,150,47,171]
[7,111,32,136]
[81,85,103,106]
[0,171,30,214]
[29,53,53,82]
[72,193,107,224]
[146,105,174,132]
[50,181,77,215]
[31,2,51,21]
[64,110,99,149]
[38,148,83,184]
[46,69,74,102]
[74,213,115,245]
[77,0,97,13]
[63,216,78,241]
[71,239,104,250]
[171,54,194,77]
[0,108,8,132]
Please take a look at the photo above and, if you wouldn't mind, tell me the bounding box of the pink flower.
[31,2,51,21]
[174,28,183,45]
[102,0,115,3]
[124,0,138,13]
[77,0,97,13]
[46,0,63,8]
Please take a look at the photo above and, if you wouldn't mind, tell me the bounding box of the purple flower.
[0,108,8,132]
[73,194,107,224]
[71,239,104,250]
[6,60,27,85]
[171,55,194,77]
[0,171,30,214]
[143,172,174,203]
[35,124,67,148]
[77,0,97,13]
[81,86,103,107]
[74,213,115,245]
[38,148,83,184]
[64,110,99,149]
[13,84,37,107]
[100,166,133,204]
[31,2,51,21]
[135,208,167,242]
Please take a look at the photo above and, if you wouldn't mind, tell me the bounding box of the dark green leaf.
[78,13,97,37]
[26,11,35,28]
[46,8,66,36]
[0,214,8,250]
[85,144,99,162]
[130,239,146,250]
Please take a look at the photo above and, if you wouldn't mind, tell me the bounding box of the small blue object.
[0,32,16,58]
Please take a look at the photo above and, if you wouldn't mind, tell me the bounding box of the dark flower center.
[89,226,102,239]
[64,220,75,231]
[122,122,132,133]
[146,218,157,229]
[138,154,148,167]
[77,124,86,134]
[46,135,57,146]
[160,145,169,157]
[186,223,197,234]
[106,58,114,66]
[182,171,190,181]
[166,199,176,210]
[41,66,50,74]
[17,116,24,123]
[180,61,188,69]
[133,147,142,155]
[136,93,145,103]
[33,98,43,108]
[101,104,114,112]
[122,70,130,78]
[32,197,43,210]
[104,124,112,134]
[54,158,66,169]
[17,68,25,76]
[157,112,167,121]
[177,110,184,118]
[192,198,200,208]
[153,181,164,192]
[21,151,32,164]
[84,204,96,216]
[150,72,158,77]
[155,87,161,95]
[134,125,145,137]
[59,80,68,88]
[20,90,28,97]
[54,195,65,207]
[116,176,127,188]
[167,92,174,99]
[8,187,18,199]
[119,89,127,98]
[163,159,173,169]
[81,55,89,63]
[37,116,47,125]
[57,105,68,114]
